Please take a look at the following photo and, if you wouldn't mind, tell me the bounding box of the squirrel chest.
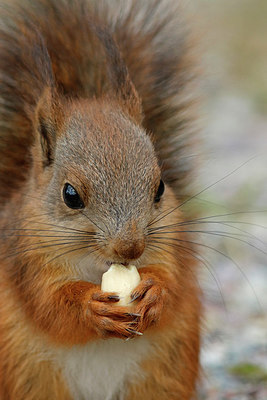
[56,338,151,400]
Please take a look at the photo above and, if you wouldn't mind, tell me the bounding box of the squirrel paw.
[85,289,142,339]
[130,270,167,333]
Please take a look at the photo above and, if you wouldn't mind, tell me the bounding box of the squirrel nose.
[113,238,145,261]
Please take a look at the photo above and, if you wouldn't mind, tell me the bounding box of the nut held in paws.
[101,264,141,306]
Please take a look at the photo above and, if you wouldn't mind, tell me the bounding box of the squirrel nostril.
[113,239,145,261]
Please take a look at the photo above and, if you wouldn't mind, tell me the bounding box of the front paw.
[85,288,142,339]
[131,269,168,333]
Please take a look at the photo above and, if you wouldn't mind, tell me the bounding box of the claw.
[108,295,120,301]
[126,328,143,336]
[130,293,140,303]
[126,312,141,318]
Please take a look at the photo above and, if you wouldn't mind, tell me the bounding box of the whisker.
[6,240,97,259]
[148,205,178,228]
[149,157,260,227]
[144,242,204,299]
[148,228,253,239]
[175,255,203,300]
[148,231,267,255]
[147,212,267,235]
[1,233,98,240]
[182,211,267,224]
[8,236,97,249]
[14,219,99,235]
[179,245,227,312]
[145,242,175,257]
[148,238,227,311]
[149,236,263,312]
[217,222,266,245]
[81,211,105,234]
[43,244,101,267]
[162,219,267,246]
[76,241,104,266]
[185,196,232,211]
[0,227,98,235]
[7,211,53,224]
[2,234,99,241]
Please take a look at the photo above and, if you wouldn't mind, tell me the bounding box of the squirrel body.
[0,1,201,399]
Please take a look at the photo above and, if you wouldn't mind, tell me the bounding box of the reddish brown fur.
[0,1,201,399]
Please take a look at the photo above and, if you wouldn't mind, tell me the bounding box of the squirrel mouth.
[106,261,129,267]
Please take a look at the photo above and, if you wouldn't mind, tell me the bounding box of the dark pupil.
[154,180,165,203]
[63,183,84,209]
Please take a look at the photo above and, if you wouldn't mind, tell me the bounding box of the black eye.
[154,180,165,203]
[63,183,85,209]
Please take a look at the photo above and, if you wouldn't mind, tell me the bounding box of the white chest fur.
[57,337,151,400]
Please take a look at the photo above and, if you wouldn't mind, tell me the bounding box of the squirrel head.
[28,90,172,278]
[23,26,176,279]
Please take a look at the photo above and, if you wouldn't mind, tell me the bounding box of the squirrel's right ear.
[34,88,62,167]
[93,26,143,125]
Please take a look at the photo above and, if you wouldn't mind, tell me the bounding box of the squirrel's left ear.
[34,87,62,167]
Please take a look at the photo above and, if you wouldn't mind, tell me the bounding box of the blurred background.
[189,0,267,398]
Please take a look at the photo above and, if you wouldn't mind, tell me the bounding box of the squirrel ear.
[35,88,61,167]
[94,26,143,124]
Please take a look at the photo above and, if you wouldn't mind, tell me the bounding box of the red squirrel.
[0,0,201,399]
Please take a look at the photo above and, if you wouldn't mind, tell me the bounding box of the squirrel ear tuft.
[35,88,61,167]
[93,26,143,124]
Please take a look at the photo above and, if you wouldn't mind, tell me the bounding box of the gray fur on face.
[54,101,160,238]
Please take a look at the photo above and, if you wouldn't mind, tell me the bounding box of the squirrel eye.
[154,180,165,203]
[63,183,85,209]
